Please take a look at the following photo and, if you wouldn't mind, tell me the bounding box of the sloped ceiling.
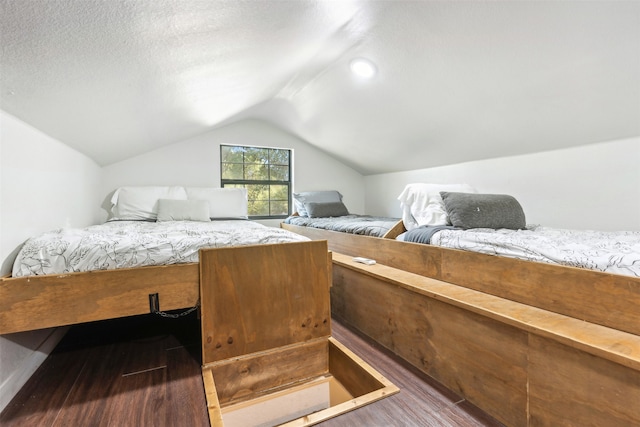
[1,0,638,175]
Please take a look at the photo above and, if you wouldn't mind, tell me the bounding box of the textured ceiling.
[1,0,639,175]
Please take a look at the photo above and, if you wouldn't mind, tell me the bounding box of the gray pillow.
[156,199,211,222]
[440,192,526,230]
[304,201,349,218]
[293,190,343,217]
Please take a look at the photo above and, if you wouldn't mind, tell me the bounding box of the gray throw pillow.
[156,199,211,222]
[304,201,349,218]
[293,191,343,217]
[440,192,526,230]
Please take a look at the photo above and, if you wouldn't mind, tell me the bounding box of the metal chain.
[152,299,200,319]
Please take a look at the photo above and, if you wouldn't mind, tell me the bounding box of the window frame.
[220,144,292,220]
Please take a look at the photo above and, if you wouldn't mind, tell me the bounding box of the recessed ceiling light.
[350,58,377,79]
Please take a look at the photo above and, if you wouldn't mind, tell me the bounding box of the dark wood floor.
[1,313,504,427]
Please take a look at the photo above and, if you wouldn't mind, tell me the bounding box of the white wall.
[365,137,640,231]
[101,119,365,226]
[0,111,102,412]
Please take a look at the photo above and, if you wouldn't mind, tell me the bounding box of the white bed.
[417,225,640,277]
[13,219,308,277]
[2,186,320,334]
[396,183,640,278]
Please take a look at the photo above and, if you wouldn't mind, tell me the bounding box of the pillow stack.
[293,190,350,218]
[397,183,477,230]
[397,183,526,231]
[109,186,248,222]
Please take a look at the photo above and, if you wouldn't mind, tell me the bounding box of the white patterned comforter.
[430,225,640,277]
[12,220,309,277]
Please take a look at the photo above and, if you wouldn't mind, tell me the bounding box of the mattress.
[283,215,400,237]
[404,225,640,277]
[12,220,309,277]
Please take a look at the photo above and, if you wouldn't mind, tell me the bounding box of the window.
[220,145,292,219]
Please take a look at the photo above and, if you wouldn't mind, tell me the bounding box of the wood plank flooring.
[1,313,504,427]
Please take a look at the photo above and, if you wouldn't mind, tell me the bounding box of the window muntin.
[221,145,291,219]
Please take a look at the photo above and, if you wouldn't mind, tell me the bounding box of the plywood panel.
[199,241,331,364]
[440,249,640,336]
[529,335,640,426]
[0,264,199,333]
[332,265,528,427]
[207,339,329,405]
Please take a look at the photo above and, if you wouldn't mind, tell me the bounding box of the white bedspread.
[430,225,640,277]
[12,220,309,277]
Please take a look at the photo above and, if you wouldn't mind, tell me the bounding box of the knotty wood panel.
[199,241,330,363]
[332,265,528,427]
[529,335,640,426]
[440,249,640,336]
[0,263,199,334]
[206,339,329,406]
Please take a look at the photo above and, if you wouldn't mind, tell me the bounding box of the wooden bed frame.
[2,240,402,426]
[280,222,640,426]
[0,240,330,335]
[380,219,405,239]
[281,222,640,336]
[284,214,406,240]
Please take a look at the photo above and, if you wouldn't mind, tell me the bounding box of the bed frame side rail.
[0,263,200,334]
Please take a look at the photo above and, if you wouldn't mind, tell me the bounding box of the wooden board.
[0,263,199,334]
[529,335,640,426]
[381,219,406,239]
[331,255,640,427]
[281,223,640,336]
[333,253,640,370]
[199,240,331,364]
[331,263,528,427]
[208,339,329,406]
[199,241,399,426]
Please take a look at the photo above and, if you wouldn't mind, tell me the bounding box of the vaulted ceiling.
[1,0,638,175]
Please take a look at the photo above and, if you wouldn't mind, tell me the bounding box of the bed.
[0,186,328,335]
[281,185,640,335]
[11,219,309,278]
[399,224,640,277]
[281,184,640,425]
[285,189,404,238]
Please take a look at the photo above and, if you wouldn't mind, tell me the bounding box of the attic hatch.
[199,241,398,426]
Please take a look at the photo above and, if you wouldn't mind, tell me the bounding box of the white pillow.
[156,199,211,222]
[185,187,248,219]
[110,186,187,221]
[397,183,477,230]
[293,191,343,217]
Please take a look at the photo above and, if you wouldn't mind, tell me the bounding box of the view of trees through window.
[220,145,291,218]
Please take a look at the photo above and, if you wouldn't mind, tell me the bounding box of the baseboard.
[0,327,69,413]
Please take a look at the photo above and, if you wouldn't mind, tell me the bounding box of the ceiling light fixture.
[350,58,377,79]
